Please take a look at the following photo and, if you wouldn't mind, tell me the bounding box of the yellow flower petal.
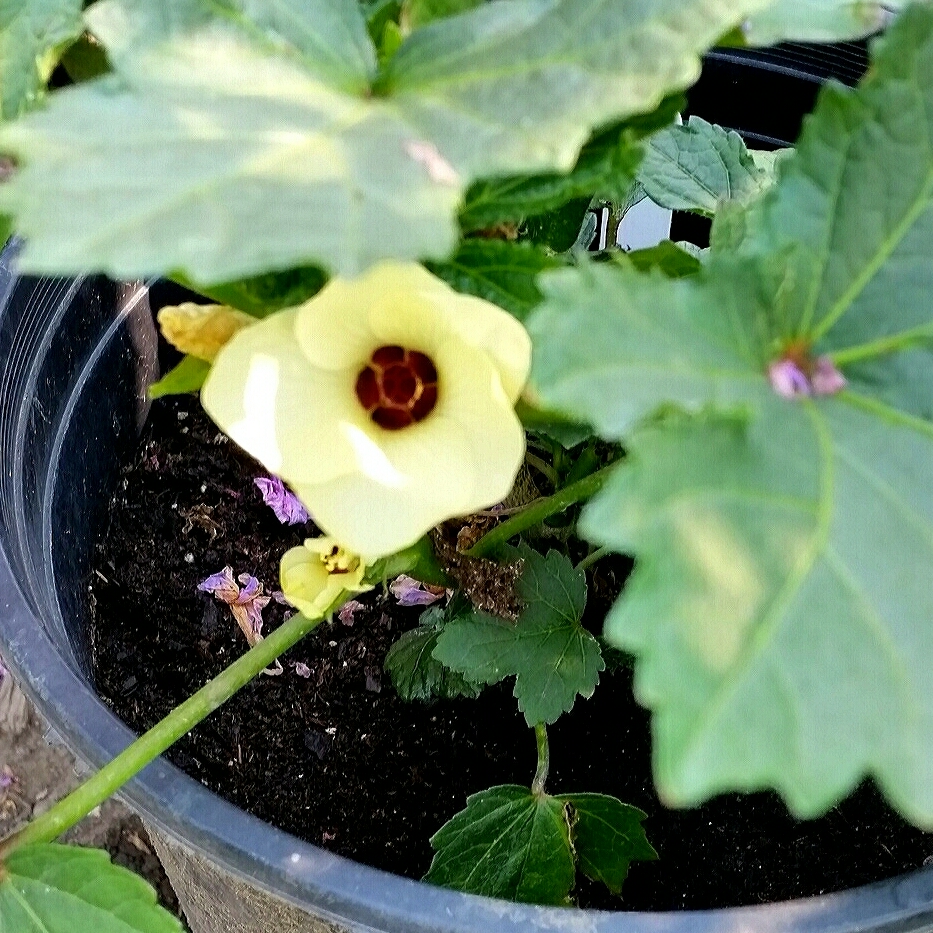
[157,303,254,361]
[201,308,368,483]
[299,347,525,557]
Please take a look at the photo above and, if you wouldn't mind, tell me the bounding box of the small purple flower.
[293,661,312,678]
[811,356,847,396]
[768,359,812,398]
[389,575,444,607]
[254,476,311,525]
[338,599,364,626]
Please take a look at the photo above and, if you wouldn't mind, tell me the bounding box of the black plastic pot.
[2,45,933,933]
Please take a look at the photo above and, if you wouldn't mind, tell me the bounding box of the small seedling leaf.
[434,548,603,725]
[425,785,574,905]
[558,793,656,894]
[385,603,482,701]
[639,116,772,217]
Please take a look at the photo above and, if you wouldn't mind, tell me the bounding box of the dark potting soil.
[89,396,933,912]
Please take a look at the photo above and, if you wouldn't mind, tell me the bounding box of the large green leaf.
[639,116,773,217]
[0,843,182,932]
[0,0,770,281]
[86,0,377,91]
[728,8,933,352]
[384,0,771,178]
[0,0,83,120]
[0,24,461,280]
[433,548,604,725]
[528,260,765,438]
[528,7,933,822]
[425,239,561,321]
[743,0,893,45]
[425,785,575,904]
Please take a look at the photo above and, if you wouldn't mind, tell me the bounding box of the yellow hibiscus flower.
[201,262,531,558]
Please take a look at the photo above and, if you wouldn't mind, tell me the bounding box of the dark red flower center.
[355,345,439,430]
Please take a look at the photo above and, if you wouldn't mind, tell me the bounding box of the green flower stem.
[464,463,617,559]
[576,545,612,573]
[524,452,560,490]
[0,611,324,858]
[532,723,549,796]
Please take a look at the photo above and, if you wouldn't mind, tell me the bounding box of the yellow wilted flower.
[157,302,254,361]
[280,537,370,619]
[201,262,531,558]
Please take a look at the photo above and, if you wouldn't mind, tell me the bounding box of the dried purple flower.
[293,661,312,678]
[768,359,812,398]
[254,476,311,525]
[811,356,847,396]
[197,566,239,602]
[389,575,444,607]
[198,567,271,647]
[338,599,364,626]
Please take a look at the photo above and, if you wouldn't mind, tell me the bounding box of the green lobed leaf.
[433,548,604,725]
[425,239,561,321]
[174,265,327,318]
[559,793,656,893]
[0,0,771,281]
[521,197,592,253]
[148,354,210,398]
[617,240,703,278]
[727,18,933,356]
[639,116,772,217]
[424,785,575,904]
[385,602,482,701]
[529,7,933,822]
[0,843,183,932]
[0,0,84,120]
[404,0,484,28]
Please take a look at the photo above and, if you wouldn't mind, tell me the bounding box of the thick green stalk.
[532,723,549,796]
[464,463,617,559]
[0,611,324,857]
